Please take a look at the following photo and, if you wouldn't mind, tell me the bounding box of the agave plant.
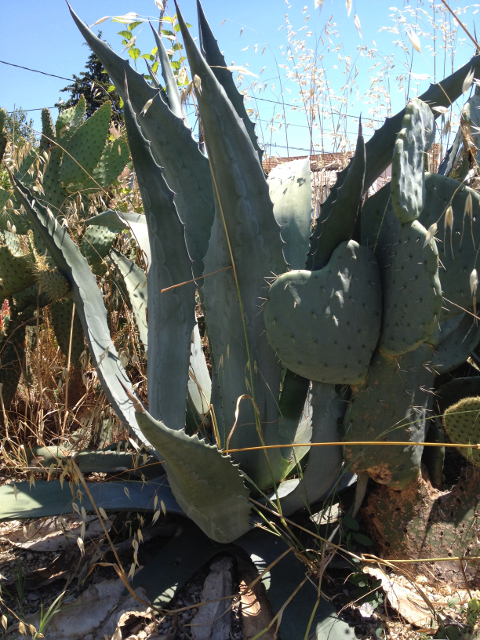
[3,2,480,634]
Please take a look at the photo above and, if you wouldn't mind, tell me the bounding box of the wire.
[1,58,387,126]
[250,95,385,123]
[6,107,58,114]
[0,60,74,82]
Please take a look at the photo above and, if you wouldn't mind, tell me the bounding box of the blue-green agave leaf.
[236,528,355,639]
[276,369,310,463]
[312,123,365,270]
[123,93,195,430]
[0,478,180,522]
[68,5,214,279]
[149,22,187,122]
[11,179,147,445]
[278,382,344,516]
[267,158,313,270]
[132,519,231,607]
[86,209,151,269]
[177,6,288,490]
[197,0,263,165]
[133,402,251,544]
[109,248,149,350]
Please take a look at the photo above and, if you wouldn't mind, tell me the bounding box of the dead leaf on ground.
[2,515,111,552]
[364,566,436,628]
[15,577,151,640]
[237,557,276,640]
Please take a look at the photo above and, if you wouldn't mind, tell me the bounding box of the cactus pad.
[0,241,36,296]
[264,240,382,385]
[431,312,480,374]
[36,268,70,302]
[81,224,119,275]
[90,135,129,191]
[379,219,442,356]
[344,344,435,489]
[391,98,435,223]
[443,397,480,467]
[59,102,111,191]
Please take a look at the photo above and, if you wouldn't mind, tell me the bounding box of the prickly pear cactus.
[391,97,435,223]
[35,267,70,301]
[264,240,382,384]
[361,466,480,587]
[443,397,480,467]
[344,344,435,489]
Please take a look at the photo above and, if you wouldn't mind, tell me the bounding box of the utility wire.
[250,95,385,123]
[1,57,387,124]
[0,60,74,82]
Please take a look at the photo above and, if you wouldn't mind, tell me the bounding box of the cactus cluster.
[3,2,480,633]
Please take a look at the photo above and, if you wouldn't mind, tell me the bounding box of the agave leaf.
[134,405,251,543]
[123,94,195,430]
[149,22,187,122]
[197,0,263,164]
[0,478,180,522]
[86,209,151,269]
[277,382,344,516]
[109,249,149,350]
[177,6,288,490]
[132,518,232,607]
[236,528,355,639]
[11,179,147,445]
[24,446,164,479]
[267,158,313,270]
[312,124,365,270]
[0,187,11,210]
[276,369,310,463]
[68,5,214,279]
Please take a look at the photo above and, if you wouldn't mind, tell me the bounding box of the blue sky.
[2,1,480,154]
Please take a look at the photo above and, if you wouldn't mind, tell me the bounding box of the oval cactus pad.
[264,240,382,384]
[379,219,442,356]
[443,396,480,467]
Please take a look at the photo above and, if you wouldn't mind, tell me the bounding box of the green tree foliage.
[0,107,35,190]
[55,34,122,124]
[2,108,35,147]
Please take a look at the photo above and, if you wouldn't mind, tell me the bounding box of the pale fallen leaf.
[364,567,434,627]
